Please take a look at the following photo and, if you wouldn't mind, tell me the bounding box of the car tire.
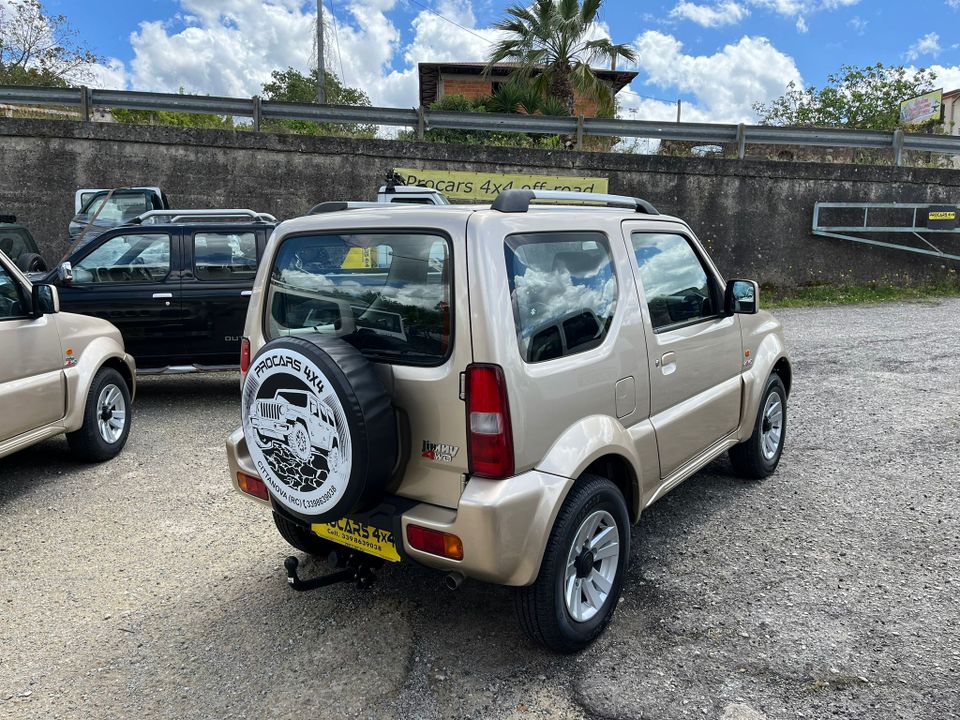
[241,334,397,524]
[15,252,47,273]
[514,475,631,653]
[272,512,335,558]
[66,367,132,462]
[729,374,787,479]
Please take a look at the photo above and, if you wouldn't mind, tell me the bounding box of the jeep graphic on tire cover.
[241,334,397,524]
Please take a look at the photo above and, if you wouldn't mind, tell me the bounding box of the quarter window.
[631,233,718,330]
[504,232,618,363]
[73,234,171,284]
[194,232,258,280]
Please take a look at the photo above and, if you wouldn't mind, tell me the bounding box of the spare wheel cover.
[241,335,397,524]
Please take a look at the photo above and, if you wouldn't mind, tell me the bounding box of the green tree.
[261,67,376,138]
[0,0,99,86]
[486,0,636,117]
[754,63,939,131]
[112,89,236,129]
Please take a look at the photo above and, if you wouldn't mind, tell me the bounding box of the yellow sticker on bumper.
[312,519,401,562]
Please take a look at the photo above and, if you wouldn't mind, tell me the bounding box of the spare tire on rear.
[241,334,397,524]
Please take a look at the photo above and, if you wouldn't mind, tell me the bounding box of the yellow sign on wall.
[394,168,609,202]
[900,89,943,125]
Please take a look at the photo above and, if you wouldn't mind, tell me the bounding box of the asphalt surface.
[1,299,958,720]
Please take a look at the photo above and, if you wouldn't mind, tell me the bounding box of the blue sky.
[46,0,960,123]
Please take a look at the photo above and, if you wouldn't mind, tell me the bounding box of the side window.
[194,232,258,280]
[631,233,718,330]
[0,263,26,319]
[504,232,618,363]
[0,230,30,262]
[73,234,171,284]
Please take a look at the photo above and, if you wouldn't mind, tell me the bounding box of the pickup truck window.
[266,232,452,366]
[194,232,257,280]
[80,193,154,224]
[73,234,171,284]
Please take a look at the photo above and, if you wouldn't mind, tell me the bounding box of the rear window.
[266,232,452,366]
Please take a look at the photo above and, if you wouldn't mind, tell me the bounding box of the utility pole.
[316,0,326,104]
[677,99,681,123]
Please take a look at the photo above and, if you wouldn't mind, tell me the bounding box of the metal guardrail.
[2,84,959,166]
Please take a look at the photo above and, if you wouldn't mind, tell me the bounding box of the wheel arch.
[535,414,653,525]
[62,338,135,433]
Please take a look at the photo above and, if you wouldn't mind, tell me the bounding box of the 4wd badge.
[242,347,352,517]
[422,440,460,463]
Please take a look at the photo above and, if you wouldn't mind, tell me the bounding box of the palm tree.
[486,0,636,117]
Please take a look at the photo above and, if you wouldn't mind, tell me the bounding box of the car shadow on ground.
[88,458,762,718]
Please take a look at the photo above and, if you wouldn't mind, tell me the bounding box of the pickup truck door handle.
[241,290,252,297]
[659,351,677,376]
[152,292,173,299]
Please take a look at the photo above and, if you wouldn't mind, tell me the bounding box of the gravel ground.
[1,300,958,720]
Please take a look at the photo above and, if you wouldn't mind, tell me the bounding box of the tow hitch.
[283,551,379,592]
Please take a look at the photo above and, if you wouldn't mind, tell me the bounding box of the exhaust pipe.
[443,572,465,590]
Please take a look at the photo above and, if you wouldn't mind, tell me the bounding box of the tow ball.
[283,552,378,592]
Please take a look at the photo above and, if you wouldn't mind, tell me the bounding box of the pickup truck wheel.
[729,374,787,479]
[514,475,630,653]
[272,512,335,558]
[66,367,132,462]
[241,334,397,524]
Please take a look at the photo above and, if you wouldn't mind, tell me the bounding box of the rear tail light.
[406,525,464,560]
[240,337,251,380]
[465,364,514,479]
[237,472,269,501]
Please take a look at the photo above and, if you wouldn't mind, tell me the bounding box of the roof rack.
[131,209,277,225]
[491,189,659,215]
[308,201,384,214]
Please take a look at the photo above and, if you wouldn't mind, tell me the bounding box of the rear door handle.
[152,292,173,299]
[241,290,252,297]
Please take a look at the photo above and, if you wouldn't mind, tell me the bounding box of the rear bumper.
[226,427,572,586]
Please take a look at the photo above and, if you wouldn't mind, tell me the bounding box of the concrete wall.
[2,118,959,287]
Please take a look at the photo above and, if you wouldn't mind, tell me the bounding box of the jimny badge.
[422,440,460,463]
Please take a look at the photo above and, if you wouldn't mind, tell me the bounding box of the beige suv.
[226,190,791,652]
[0,251,135,462]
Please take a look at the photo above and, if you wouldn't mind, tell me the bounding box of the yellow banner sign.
[395,168,608,202]
[900,89,943,125]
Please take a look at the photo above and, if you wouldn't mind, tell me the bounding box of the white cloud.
[670,1,750,28]
[628,31,803,123]
[747,0,859,31]
[913,64,960,91]
[88,58,129,89]
[906,32,942,62]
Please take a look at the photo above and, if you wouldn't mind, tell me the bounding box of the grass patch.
[764,282,960,309]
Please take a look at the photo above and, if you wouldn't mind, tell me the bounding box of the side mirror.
[725,279,759,315]
[31,283,60,317]
[57,261,73,284]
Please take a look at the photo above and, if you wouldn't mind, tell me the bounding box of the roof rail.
[491,189,659,215]
[308,201,384,214]
[132,209,277,225]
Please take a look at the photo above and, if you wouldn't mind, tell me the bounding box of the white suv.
[226,190,791,651]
